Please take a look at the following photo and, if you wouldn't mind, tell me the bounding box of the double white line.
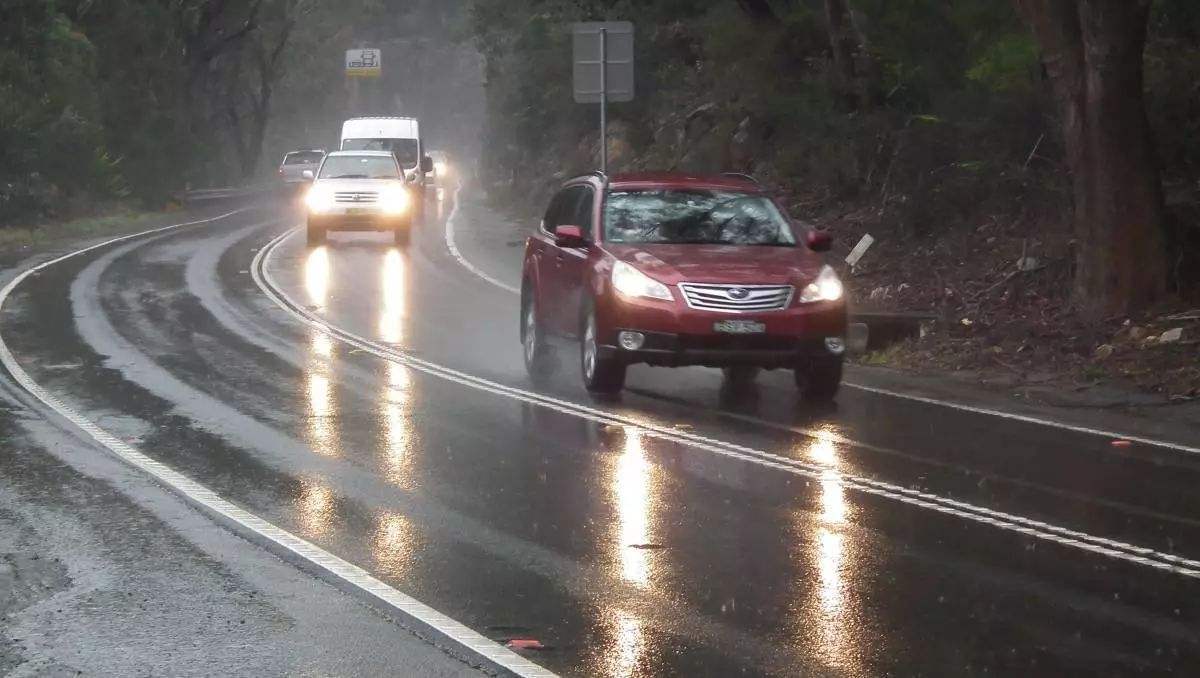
[256,227,1200,581]
[0,212,559,678]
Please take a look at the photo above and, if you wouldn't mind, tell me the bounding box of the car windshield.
[283,151,323,165]
[603,189,796,246]
[341,138,419,167]
[317,155,399,179]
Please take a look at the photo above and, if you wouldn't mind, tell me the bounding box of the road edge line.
[438,188,1199,457]
[0,212,559,678]
[842,381,1200,456]
[444,181,521,294]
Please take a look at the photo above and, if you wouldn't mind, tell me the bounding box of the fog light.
[825,337,846,355]
[618,331,645,351]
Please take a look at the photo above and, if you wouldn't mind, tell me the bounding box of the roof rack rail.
[721,172,760,185]
[567,170,609,186]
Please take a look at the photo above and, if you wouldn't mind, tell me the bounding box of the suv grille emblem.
[727,287,750,300]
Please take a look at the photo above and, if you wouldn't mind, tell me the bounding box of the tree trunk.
[1014,0,1166,317]
[823,0,878,110]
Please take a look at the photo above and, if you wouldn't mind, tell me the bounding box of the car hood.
[313,178,406,192]
[605,243,823,286]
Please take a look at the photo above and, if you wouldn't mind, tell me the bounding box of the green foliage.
[966,34,1039,95]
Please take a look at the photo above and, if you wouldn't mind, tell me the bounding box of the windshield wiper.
[329,173,368,179]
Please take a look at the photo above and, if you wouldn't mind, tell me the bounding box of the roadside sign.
[572,22,634,103]
[573,22,634,174]
[346,48,382,78]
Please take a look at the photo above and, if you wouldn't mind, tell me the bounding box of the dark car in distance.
[520,172,847,398]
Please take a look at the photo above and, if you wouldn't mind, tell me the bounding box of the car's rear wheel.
[794,358,842,401]
[306,220,326,247]
[521,288,555,383]
[580,305,625,394]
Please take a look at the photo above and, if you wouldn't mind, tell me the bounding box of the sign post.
[573,22,633,175]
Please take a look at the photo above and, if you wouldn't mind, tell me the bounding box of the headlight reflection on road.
[305,246,330,307]
[306,371,340,457]
[297,480,335,538]
[379,248,407,344]
[615,427,653,588]
[794,431,863,672]
[609,610,646,678]
[380,360,416,489]
[373,512,417,578]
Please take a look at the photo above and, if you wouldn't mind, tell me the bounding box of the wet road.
[4,189,1200,676]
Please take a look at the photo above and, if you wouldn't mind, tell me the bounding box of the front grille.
[334,191,378,204]
[678,283,794,313]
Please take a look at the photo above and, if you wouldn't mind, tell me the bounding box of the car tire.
[721,366,761,387]
[306,220,326,247]
[393,226,410,248]
[580,302,625,395]
[521,287,555,383]
[794,358,842,401]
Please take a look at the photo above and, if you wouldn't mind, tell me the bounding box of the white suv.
[303,151,415,247]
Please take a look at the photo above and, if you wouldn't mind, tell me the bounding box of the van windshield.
[341,138,419,167]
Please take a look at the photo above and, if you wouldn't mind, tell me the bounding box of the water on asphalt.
[3,192,1199,676]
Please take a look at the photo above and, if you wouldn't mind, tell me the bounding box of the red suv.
[520,172,847,398]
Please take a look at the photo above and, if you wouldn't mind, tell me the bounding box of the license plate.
[713,319,766,334]
[346,207,370,214]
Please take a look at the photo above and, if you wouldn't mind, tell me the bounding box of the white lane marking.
[443,181,520,294]
[0,213,558,678]
[843,382,1200,456]
[439,192,1199,458]
[258,229,1200,581]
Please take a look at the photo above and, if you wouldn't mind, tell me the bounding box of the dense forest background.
[0,0,478,222]
[471,0,1200,313]
[3,0,1199,323]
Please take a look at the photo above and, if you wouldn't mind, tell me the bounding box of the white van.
[340,117,433,190]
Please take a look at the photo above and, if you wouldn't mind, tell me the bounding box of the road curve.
[2,191,1199,677]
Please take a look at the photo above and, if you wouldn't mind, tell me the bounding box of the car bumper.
[308,210,411,230]
[596,294,847,368]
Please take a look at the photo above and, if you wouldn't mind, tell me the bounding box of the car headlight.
[612,261,673,301]
[305,186,333,213]
[379,184,410,215]
[799,265,844,303]
[434,161,447,176]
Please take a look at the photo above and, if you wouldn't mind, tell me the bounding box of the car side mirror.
[301,170,315,181]
[420,155,434,173]
[806,230,832,252]
[554,224,587,248]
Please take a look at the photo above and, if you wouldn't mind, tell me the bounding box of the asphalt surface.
[2,186,1200,676]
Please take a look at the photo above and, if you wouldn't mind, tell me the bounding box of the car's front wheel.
[580,304,625,395]
[393,226,410,248]
[521,288,555,383]
[306,220,326,247]
[794,358,842,401]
